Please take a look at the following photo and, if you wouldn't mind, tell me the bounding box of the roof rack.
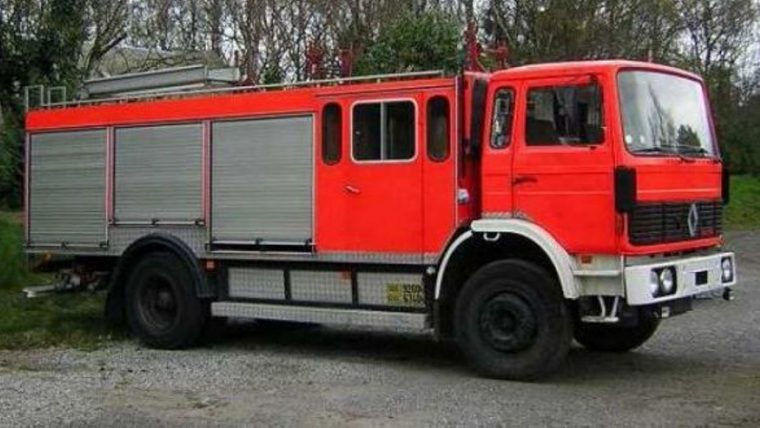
[24,69,446,111]
[82,64,241,99]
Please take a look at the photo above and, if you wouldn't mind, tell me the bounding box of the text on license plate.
[386,283,424,306]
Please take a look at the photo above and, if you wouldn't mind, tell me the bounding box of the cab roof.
[488,60,703,82]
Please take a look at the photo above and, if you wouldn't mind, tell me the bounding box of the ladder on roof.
[23,66,445,111]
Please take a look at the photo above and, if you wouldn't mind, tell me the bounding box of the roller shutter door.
[211,116,313,244]
[114,124,202,222]
[29,130,106,246]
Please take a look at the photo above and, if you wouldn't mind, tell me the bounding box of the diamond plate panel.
[228,268,285,300]
[290,270,352,303]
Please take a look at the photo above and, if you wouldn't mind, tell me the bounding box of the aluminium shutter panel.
[114,124,202,222]
[211,116,313,243]
[29,130,106,245]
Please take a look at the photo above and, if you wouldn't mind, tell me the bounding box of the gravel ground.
[1,232,759,427]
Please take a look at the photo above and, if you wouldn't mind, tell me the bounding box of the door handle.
[345,184,361,194]
[513,175,537,186]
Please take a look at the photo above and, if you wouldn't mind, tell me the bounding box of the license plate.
[386,282,424,306]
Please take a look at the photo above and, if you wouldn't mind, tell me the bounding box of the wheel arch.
[433,219,579,337]
[105,233,213,326]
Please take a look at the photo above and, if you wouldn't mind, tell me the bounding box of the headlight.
[649,271,660,296]
[721,257,734,282]
[649,266,677,297]
[659,268,675,294]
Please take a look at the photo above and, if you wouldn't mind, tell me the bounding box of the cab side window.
[490,89,515,149]
[427,97,450,161]
[322,103,342,164]
[525,84,603,146]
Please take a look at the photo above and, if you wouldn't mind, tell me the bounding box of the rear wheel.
[574,315,660,352]
[455,260,572,380]
[125,252,206,349]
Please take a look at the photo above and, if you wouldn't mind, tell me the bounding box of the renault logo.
[687,203,700,237]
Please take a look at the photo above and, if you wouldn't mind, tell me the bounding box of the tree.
[0,0,89,208]
[81,0,129,78]
[677,0,759,172]
[482,0,682,64]
[355,11,460,74]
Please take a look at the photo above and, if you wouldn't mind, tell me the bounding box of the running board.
[211,302,429,329]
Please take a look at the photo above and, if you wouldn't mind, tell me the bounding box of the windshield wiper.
[630,146,695,163]
[672,144,711,157]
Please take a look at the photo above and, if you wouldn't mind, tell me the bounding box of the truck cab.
[433,60,734,376]
[479,61,723,254]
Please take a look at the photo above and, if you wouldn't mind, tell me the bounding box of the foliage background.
[1,0,759,210]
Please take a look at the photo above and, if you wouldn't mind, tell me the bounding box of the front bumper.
[624,251,736,306]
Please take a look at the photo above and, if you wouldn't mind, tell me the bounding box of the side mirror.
[615,167,637,213]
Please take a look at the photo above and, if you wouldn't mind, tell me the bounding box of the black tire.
[454,260,572,380]
[574,315,660,353]
[125,252,206,349]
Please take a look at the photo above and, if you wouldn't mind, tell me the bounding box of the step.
[22,284,61,298]
[211,302,429,329]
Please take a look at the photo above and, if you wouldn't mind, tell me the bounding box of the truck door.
[511,76,616,253]
[342,97,424,258]
[482,85,518,216]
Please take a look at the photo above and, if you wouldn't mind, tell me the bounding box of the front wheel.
[574,315,660,352]
[454,260,572,380]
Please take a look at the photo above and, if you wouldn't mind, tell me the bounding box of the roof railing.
[24,69,446,111]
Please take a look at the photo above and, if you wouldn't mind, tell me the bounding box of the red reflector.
[579,255,593,264]
[204,260,216,271]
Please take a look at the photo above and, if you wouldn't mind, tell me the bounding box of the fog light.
[649,271,660,297]
[659,268,676,295]
[721,258,734,283]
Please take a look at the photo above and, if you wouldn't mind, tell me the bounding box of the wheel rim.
[137,274,179,333]
[478,292,538,353]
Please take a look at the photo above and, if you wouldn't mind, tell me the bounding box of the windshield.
[618,71,715,157]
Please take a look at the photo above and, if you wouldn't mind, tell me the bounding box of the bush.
[0,212,26,288]
[725,175,760,230]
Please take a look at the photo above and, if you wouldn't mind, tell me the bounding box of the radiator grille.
[628,201,722,245]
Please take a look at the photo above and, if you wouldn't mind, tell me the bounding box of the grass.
[0,212,122,350]
[725,175,760,230]
[0,175,757,350]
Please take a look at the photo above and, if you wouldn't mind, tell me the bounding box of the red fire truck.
[24,60,736,380]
